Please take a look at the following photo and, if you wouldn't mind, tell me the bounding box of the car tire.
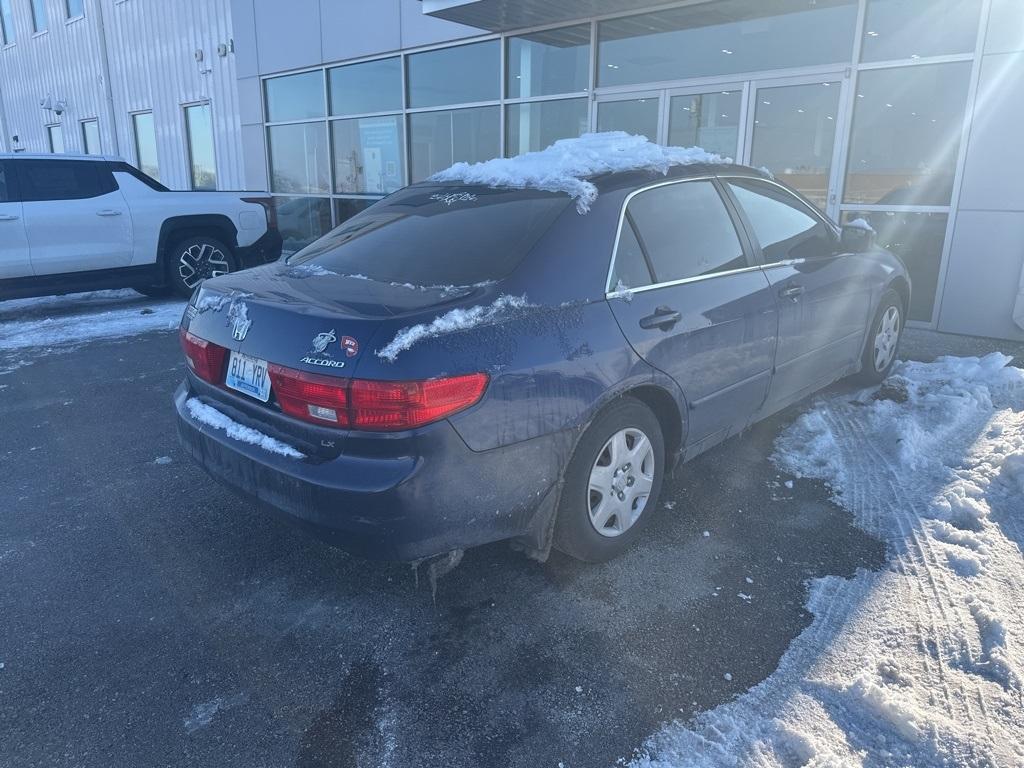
[167,235,237,298]
[553,397,666,563]
[132,285,173,299]
[855,288,904,384]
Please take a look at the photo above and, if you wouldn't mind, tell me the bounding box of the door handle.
[0,214,19,221]
[96,209,123,216]
[778,284,804,299]
[639,306,682,331]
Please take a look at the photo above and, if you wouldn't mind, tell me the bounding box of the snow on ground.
[376,294,531,362]
[633,354,1024,767]
[430,132,729,213]
[185,398,303,459]
[0,290,184,369]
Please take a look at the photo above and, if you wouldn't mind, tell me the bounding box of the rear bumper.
[237,229,283,267]
[174,382,565,561]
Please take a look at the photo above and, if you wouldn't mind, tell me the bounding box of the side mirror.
[840,220,876,253]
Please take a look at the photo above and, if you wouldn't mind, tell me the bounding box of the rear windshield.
[287,185,571,285]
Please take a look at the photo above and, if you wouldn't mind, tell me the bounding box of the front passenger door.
[607,179,778,458]
[724,178,873,412]
[18,159,133,276]
[0,161,31,279]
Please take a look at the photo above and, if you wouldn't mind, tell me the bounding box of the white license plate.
[225,351,271,403]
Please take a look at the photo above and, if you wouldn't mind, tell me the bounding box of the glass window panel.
[0,163,10,202]
[611,220,654,290]
[861,0,981,62]
[507,25,590,99]
[627,181,746,283]
[334,197,379,226]
[596,97,659,140]
[842,211,946,321]
[506,98,588,156]
[265,70,325,122]
[30,0,46,31]
[47,124,64,154]
[275,196,334,255]
[668,91,741,158]
[81,120,100,155]
[409,106,500,182]
[750,82,841,210]
[331,115,404,194]
[729,180,837,262]
[1,0,15,43]
[19,160,103,201]
[407,40,500,108]
[185,103,217,190]
[329,57,402,116]
[66,0,84,17]
[267,122,329,194]
[132,112,159,181]
[844,62,971,206]
[597,0,856,88]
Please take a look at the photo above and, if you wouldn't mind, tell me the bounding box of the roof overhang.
[420,0,667,32]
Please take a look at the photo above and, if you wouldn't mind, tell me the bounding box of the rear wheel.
[855,289,904,384]
[554,398,665,562]
[167,235,237,298]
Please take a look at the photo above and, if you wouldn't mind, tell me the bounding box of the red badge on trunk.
[341,336,359,358]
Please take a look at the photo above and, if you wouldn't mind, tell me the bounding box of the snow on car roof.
[429,131,731,213]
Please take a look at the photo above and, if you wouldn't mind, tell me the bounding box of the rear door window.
[726,179,837,263]
[289,185,571,285]
[610,218,653,291]
[621,180,747,285]
[0,162,13,202]
[17,160,113,202]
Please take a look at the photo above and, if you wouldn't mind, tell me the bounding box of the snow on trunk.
[429,132,729,213]
[632,354,1024,767]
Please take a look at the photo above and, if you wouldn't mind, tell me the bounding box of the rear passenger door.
[607,179,778,457]
[723,178,873,411]
[18,159,133,275]
[0,161,31,279]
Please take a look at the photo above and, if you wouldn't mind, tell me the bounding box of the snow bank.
[430,132,729,213]
[633,354,1024,767]
[376,295,531,363]
[186,398,303,459]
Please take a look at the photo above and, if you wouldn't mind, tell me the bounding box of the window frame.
[604,175,758,295]
[46,123,64,154]
[80,118,100,155]
[183,101,217,191]
[719,175,841,267]
[0,0,13,45]
[130,110,160,182]
[15,158,115,203]
[30,0,47,33]
[0,160,18,202]
[65,0,84,20]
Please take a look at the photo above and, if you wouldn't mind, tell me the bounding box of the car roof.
[0,152,124,162]
[587,162,770,194]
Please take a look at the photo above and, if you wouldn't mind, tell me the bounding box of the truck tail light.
[180,328,227,384]
[242,197,278,231]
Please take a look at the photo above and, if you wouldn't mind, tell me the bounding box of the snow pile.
[186,398,303,459]
[430,132,729,213]
[633,354,1024,767]
[376,294,531,362]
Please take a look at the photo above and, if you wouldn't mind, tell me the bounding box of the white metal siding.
[0,0,245,190]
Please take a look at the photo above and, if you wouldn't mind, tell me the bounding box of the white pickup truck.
[0,153,282,300]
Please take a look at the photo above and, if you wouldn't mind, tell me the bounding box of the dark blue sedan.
[174,162,909,563]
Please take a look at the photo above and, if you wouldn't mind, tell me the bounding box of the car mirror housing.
[840,221,876,253]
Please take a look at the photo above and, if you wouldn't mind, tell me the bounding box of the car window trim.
[603,174,758,296]
[15,158,108,202]
[718,175,840,265]
[0,159,18,203]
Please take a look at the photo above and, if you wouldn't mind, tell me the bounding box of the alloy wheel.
[587,427,655,537]
[873,305,900,372]
[178,243,231,290]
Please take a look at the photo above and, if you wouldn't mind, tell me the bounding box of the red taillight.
[265,365,488,431]
[242,197,278,231]
[268,365,350,426]
[180,328,227,384]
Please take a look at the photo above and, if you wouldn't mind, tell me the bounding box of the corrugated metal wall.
[0,0,245,191]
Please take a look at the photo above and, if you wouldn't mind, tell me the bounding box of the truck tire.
[167,235,237,298]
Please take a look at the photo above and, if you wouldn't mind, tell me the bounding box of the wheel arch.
[620,384,685,465]
[157,215,239,266]
[886,275,911,316]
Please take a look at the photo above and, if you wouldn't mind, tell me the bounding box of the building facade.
[0,0,1022,341]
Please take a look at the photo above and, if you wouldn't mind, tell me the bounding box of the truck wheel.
[855,289,904,384]
[554,398,665,563]
[168,235,237,298]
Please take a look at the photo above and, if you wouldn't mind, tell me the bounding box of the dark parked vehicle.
[174,163,909,562]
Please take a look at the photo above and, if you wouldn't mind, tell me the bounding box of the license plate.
[225,351,271,403]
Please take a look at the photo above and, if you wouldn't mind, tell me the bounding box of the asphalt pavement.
[0,325,886,768]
